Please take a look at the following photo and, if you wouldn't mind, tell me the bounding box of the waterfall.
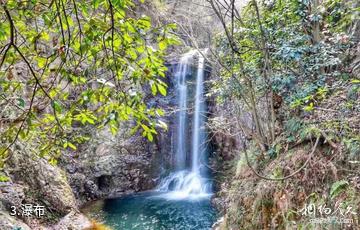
[157,50,211,200]
[175,53,191,170]
[191,55,205,173]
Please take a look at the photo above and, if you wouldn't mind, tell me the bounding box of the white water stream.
[157,50,211,200]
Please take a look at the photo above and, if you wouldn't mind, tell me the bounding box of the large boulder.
[62,128,160,205]
[7,148,77,215]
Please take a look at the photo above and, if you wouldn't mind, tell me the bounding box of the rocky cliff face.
[61,128,161,206]
[0,148,91,229]
[8,150,77,214]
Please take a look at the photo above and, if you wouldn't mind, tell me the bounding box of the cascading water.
[83,50,217,229]
[192,54,206,173]
[157,50,212,200]
[175,53,191,170]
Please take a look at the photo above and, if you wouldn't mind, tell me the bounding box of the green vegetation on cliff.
[208,0,359,229]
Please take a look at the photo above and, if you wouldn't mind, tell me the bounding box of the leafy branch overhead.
[0,0,180,166]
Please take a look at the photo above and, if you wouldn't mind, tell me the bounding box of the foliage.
[0,173,10,182]
[344,137,360,158]
[209,0,359,228]
[290,87,328,111]
[212,0,357,148]
[0,0,179,166]
[284,118,303,141]
[330,180,348,199]
[323,0,360,32]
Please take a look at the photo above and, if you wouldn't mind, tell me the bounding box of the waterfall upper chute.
[156,50,211,200]
[175,53,192,170]
[191,52,206,173]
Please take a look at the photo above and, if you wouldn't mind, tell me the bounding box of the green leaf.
[0,174,10,182]
[157,84,167,96]
[136,45,145,53]
[147,132,153,142]
[141,124,150,132]
[37,57,47,68]
[156,108,165,116]
[41,32,50,41]
[19,129,26,139]
[17,98,25,108]
[127,48,137,60]
[330,180,348,199]
[159,40,167,51]
[110,125,118,135]
[52,101,62,113]
[67,142,77,150]
[151,83,157,95]
[49,158,58,166]
[351,79,360,84]
[303,102,314,112]
[49,89,59,98]
[138,16,151,29]
[166,23,177,30]
[123,33,133,43]
[167,36,181,45]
